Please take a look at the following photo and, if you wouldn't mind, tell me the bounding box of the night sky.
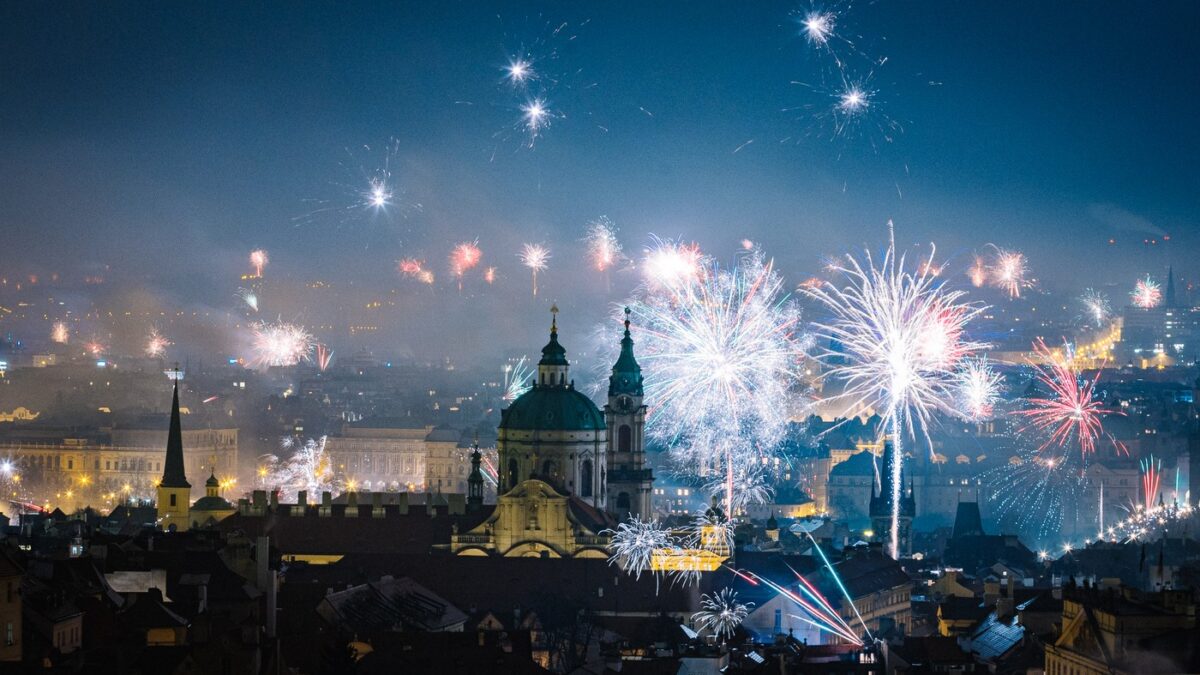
[1,1,1197,361]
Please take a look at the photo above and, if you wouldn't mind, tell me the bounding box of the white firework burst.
[693,588,753,640]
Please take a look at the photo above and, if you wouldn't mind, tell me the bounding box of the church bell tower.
[156,372,192,531]
[605,308,653,520]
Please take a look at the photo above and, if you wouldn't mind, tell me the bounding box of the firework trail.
[954,358,1002,421]
[450,241,482,291]
[1142,454,1162,510]
[1131,276,1162,309]
[693,588,753,640]
[804,225,987,557]
[250,321,314,368]
[986,246,1030,299]
[315,344,333,372]
[250,249,268,278]
[624,249,807,514]
[502,357,533,402]
[1015,339,1120,457]
[50,322,69,345]
[1079,289,1110,327]
[519,243,550,296]
[236,288,259,312]
[145,328,172,358]
[641,237,704,291]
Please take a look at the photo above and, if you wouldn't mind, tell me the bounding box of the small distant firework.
[250,249,269,278]
[585,217,623,272]
[955,358,1002,421]
[505,57,534,84]
[315,344,333,372]
[364,177,391,209]
[805,225,987,558]
[483,266,497,284]
[450,241,483,290]
[987,246,1029,299]
[145,328,172,358]
[968,256,987,288]
[502,357,533,402]
[85,339,106,358]
[1080,289,1110,326]
[1016,339,1119,456]
[50,321,69,344]
[1141,455,1162,511]
[801,10,836,46]
[397,258,425,279]
[837,84,869,114]
[519,243,550,296]
[642,237,704,290]
[1130,276,1162,309]
[605,516,676,581]
[520,99,551,142]
[693,588,753,640]
[237,288,259,312]
[263,436,344,501]
[250,321,314,368]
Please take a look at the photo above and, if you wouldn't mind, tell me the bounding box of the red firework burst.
[1015,339,1120,456]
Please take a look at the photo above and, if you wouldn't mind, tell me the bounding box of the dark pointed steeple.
[160,382,190,489]
[538,303,568,367]
[1166,266,1177,307]
[609,307,643,397]
[467,438,484,508]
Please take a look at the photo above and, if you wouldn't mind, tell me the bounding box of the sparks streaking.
[250,321,314,368]
[519,243,550,296]
[625,250,807,514]
[804,225,988,558]
[584,216,623,272]
[1131,276,1162,309]
[693,589,753,640]
[145,328,171,358]
[642,237,704,290]
[449,241,482,290]
[250,249,268,278]
[1015,339,1120,456]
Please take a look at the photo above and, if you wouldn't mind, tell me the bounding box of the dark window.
[617,492,631,511]
[169,494,177,507]
[507,459,519,489]
[618,425,632,453]
[580,460,593,497]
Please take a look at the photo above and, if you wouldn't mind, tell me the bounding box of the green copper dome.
[500,386,606,432]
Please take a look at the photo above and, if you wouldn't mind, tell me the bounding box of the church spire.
[1166,266,1177,307]
[608,307,643,397]
[160,381,190,489]
[467,437,484,508]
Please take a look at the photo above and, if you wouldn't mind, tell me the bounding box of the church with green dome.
[496,304,651,518]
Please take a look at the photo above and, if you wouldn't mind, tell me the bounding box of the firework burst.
[967,255,987,288]
[250,321,314,368]
[641,237,704,290]
[250,249,269,278]
[693,588,753,640]
[145,328,172,358]
[1016,339,1120,457]
[804,226,988,557]
[50,321,69,345]
[605,516,676,581]
[397,258,425,280]
[1130,276,1162,309]
[800,10,836,46]
[625,249,807,514]
[450,241,482,290]
[519,243,550,296]
[584,216,623,273]
[955,358,1002,421]
[264,436,344,501]
[1080,289,1110,326]
[986,246,1030,299]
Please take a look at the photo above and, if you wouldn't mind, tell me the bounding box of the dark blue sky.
[1,1,1197,357]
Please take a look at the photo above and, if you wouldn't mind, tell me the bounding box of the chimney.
[265,569,278,639]
[297,490,308,508]
[255,535,270,591]
[269,490,279,509]
[372,492,385,519]
[238,498,250,516]
[252,490,266,516]
[346,491,359,517]
[320,491,332,517]
[396,492,409,515]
